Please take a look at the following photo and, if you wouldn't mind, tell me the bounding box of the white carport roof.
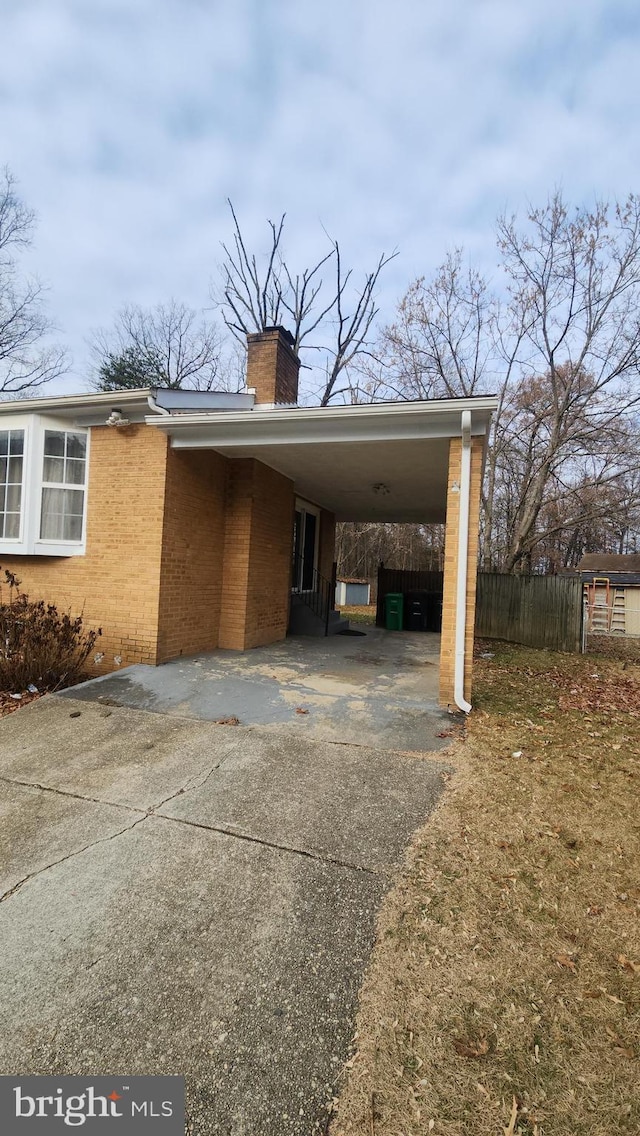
[145,397,497,523]
[0,388,497,524]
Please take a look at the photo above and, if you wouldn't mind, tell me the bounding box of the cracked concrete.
[0,640,451,1135]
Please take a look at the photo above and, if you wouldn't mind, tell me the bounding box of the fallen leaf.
[617,955,640,975]
[554,953,577,973]
[453,1036,489,1058]
[599,986,625,1004]
[214,716,239,726]
[295,707,309,715]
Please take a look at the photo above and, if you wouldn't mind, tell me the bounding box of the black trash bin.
[425,591,443,632]
[404,591,430,632]
[404,591,443,632]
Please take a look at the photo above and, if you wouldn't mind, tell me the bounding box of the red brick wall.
[246,329,300,404]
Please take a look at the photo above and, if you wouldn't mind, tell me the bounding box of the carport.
[0,328,496,711]
[149,392,496,710]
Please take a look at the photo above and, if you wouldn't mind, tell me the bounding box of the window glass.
[40,431,87,542]
[43,455,64,482]
[66,433,87,459]
[65,458,85,485]
[0,429,24,540]
[44,431,65,457]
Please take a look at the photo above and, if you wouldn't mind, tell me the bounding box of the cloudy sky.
[2,0,639,393]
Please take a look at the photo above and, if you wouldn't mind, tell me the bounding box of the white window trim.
[0,421,28,544]
[0,414,89,557]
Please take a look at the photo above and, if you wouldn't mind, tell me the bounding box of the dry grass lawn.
[338,604,377,625]
[332,641,640,1136]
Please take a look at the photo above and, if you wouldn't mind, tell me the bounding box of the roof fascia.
[0,388,154,418]
[145,397,498,448]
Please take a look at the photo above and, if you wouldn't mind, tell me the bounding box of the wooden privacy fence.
[475,572,583,653]
[376,567,444,626]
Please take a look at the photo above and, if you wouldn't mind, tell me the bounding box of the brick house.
[0,328,497,709]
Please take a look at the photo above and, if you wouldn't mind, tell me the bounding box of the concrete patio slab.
[0,684,451,1134]
[62,628,447,752]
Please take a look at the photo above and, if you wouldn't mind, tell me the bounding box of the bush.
[0,568,101,693]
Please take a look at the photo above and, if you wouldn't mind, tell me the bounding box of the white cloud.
[1,0,638,392]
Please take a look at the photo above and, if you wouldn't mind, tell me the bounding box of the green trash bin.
[384,592,404,631]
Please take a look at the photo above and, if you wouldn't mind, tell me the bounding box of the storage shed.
[578,554,640,637]
[335,578,371,606]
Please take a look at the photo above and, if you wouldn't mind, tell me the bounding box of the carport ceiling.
[149,397,496,524]
[198,436,452,522]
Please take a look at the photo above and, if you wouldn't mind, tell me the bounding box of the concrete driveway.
[64,627,445,752]
[0,631,452,1135]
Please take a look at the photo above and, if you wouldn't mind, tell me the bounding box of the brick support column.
[439,436,484,708]
[218,459,295,650]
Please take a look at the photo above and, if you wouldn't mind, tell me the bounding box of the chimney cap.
[248,325,296,348]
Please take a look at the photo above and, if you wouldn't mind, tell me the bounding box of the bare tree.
[496,194,640,570]
[90,300,233,391]
[217,201,396,404]
[336,520,444,578]
[0,168,67,395]
[318,244,396,405]
[379,193,640,572]
[381,251,496,399]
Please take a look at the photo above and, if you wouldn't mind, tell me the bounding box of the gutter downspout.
[454,410,472,714]
[147,391,171,416]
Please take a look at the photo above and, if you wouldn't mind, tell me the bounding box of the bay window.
[40,431,87,542]
[0,430,24,540]
[0,416,88,555]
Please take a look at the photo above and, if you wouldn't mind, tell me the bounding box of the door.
[292,502,319,591]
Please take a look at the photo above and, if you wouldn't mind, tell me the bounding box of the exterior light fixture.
[106,409,130,427]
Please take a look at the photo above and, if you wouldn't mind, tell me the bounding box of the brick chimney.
[246,327,300,406]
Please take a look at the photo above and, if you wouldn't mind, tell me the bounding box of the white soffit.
[211,437,452,522]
